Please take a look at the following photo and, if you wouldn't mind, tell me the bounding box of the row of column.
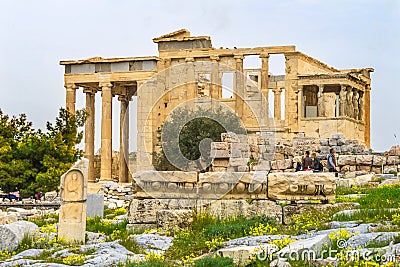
[65,82,131,183]
[339,85,364,120]
[312,84,364,120]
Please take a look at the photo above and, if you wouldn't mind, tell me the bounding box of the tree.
[0,108,86,196]
[154,107,245,171]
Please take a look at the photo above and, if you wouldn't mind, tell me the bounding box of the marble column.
[65,83,77,114]
[100,82,113,181]
[352,90,359,120]
[119,95,130,183]
[273,88,282,121]
[260,53,270,126]
[234,54,244,118]
[210,55,220,99]
[364,85,371,148]
[296,87,303,119]
[317,85,325,117]
[84,88,95,183]
[339,85,347,116]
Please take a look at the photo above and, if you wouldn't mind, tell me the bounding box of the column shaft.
[317,85,325,117]
[100,82,113,181]
[119,97,130,183]
[234,55,244,118]
[65,83,77,114]
[260,54,270,127]
[84,90,95,183]
[273,89,281,121]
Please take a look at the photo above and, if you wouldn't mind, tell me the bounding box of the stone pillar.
[119,95,130,183]
[352,90,359,120]
[136,80,153,171]
[65,83,77,114]
[297,87,303,119]
[210,55,220,99]
[234,54,244,118]
[364,85,371,147]
[317,85,325,117]
[84,88,95,183]
[273,88,282,121]
[339,84,347,116]
[100,82,113,181]
[260,53,270,127]
[346,88,354,117]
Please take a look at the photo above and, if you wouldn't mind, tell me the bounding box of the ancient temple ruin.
[60,29,373,181]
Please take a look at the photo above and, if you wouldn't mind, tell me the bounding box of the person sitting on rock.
[302,151,313,171]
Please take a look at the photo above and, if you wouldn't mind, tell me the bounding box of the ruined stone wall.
[211,133,400,174]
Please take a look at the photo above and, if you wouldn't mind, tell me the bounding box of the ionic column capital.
[99,82,113,88]
[64,83,78,90]
[210,55,220,61]
[83,87,96,94]
[118,95,131,102]
[272,88,282,94]
[259,53,270,59]
[185,57,195,63]
[233,54,244,61]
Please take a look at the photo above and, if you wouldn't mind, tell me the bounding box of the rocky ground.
[1,176,400,266]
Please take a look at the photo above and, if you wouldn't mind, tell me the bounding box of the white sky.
[0,0,399,152]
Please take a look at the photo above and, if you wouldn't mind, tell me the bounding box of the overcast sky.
[0,0,399,152]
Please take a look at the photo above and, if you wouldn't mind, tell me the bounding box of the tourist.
[312,152,323,172]
[302,151,313,171]
[327,148,338,173]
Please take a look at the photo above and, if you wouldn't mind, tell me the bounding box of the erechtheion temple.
[60,29,373,182]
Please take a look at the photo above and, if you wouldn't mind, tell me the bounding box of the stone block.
[356,165,370,173]
[230,149,242,158]
[218,244,279,266]
[337,155,356,166]
[276,159,292,170]
[212,166,227,172]
[87,194,104,218]
[371,166,382,174]
[0,221,38,251]
[388,145,400,156]
[253,160,271,171]
[221,132,239,143]
[237,165,250,172]
[372,155,387,166]
[320,138,329,146]
[332,133,344,139]
[156,209,193,231]
[211,142,229,150]
[211,149,230,158]
[278,234,330,257]
[387,156,400,165]
[333,146,341,153]
[199,199,282,222]
[267,172,336,201]
[249,144,259,153]
[128,199,197,224]
[337,138,346,146]
[328,139,337,146]
[356,155,373,165]
[213,158,230,167]
[229,158,249,167]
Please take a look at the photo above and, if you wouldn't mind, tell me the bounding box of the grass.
[358,185,400,209]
